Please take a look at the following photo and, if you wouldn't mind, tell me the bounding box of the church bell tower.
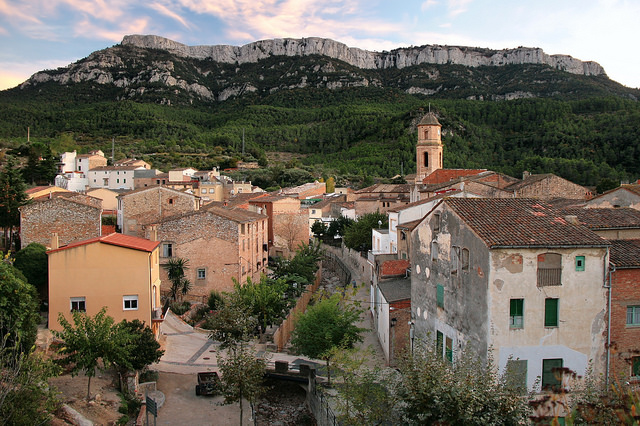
[416,112,443,182]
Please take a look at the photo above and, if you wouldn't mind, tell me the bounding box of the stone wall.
[20,198,101,248]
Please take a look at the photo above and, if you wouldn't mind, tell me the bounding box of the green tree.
[290,293,364,384]
[115,319,164,372]
[207,292,258,349]
[342,211,388,252]
[234,276,289,336]
[0,334,60,425]
[326,176,336,193]
[54,307,130,400]
[311,220,327,237]
[395,346,531,425]
[13,242,48,301]
[163,257,191,302]
[217,343,267,426]
[330,346,399,425]
[326,215,354,239]
[0,156,29,250]
[0,261,41,352]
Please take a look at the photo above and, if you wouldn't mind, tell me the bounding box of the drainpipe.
[605,261,615,386]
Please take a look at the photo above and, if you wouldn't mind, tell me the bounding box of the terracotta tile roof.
[355,184,411,194]
[561,207,640,230]
[90,165,142,171]
[380,259,411,277]
[621,184,640,196]
[388,190,462,213]
[48,233,159,254]
[444,198,608,248]
[117,185,197,198]
[397,219,422,231]
[206,205,267,222]
[422,169,487,185]
[26,186,65,194]
[609,239,640,268]
[418,112,441,126]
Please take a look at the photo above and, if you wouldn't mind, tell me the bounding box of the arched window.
[424,151,429,167]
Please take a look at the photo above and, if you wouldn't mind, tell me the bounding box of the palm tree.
[163,257,190,302]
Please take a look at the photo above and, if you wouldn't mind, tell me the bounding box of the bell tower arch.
[416,112,442,182]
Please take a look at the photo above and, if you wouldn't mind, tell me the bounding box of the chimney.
[148,225,158,242]
[523,171,531,179]
[564,215,580,225]
[50,233,59,250]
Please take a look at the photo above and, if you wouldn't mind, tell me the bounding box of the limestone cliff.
[121,35,605,76]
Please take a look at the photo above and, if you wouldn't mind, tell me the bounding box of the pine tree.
[0,156,29,250]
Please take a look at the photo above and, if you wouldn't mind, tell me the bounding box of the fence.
[272,265,322,352]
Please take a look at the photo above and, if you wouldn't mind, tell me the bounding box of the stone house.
[86,187,120,212]
[25,186,70,199]
[147,205,268,297]
[354,184,412,216]
[608,239,640,381]
[133,169,165,189]
[74,152,107,173]
[114,158,151,169]
[47,233,162,335]
[249,195,308,258]
[279,181,326,200]
[561,207,640,240]
[117,186,199,237]
[20,193,103,248]
[586,184,640,210]
[411,198,609,391]
[504,172,592,200]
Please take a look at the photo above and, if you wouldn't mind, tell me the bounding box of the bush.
[170,301,191,315]
[208,291,224,311]
[139,369,159,383]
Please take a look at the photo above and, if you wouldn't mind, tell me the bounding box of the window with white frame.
[162,242,173,258]
[70,297,86,312]
[123,295,138,310]
[197,268,206,279]
[627,305,640,326]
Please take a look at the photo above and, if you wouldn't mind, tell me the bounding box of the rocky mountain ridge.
[121,34,605,76]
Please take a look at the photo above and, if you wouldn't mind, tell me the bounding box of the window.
[506,359,528,392]
[123,295,138,310]
[401,231,406,240]
[510,299,524,328]
[436,284,444,308]
[542,358,563,391]
[445,336,453,363]
[168,198,174,205]
[451,246,460,274]
[545,298,559,327]
[436,331,443,358]
[537,252,562,286]
[461,248,470,271]
[431,241,438,261]
[241,224,245,234]
[197,268,206,279]
[433,213,441,232]
[116,178,120,183]
[162,243,173,258]
[627,305,640,326]
[70,297,86,312]
[632,356,640,378]
[575,256,585,271]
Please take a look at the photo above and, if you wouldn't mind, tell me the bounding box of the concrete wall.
[586,189,640,210]
[515,175,591,200]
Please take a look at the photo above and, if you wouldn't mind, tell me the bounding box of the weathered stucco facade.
[411,198,609,391]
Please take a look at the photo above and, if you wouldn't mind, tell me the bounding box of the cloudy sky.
[0,0,638,91]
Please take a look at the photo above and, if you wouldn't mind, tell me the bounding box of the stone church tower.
[416,112,443,182]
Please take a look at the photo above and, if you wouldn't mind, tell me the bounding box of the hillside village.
[7,111,640,422]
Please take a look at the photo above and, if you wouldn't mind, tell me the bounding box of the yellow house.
[48,233,162,335]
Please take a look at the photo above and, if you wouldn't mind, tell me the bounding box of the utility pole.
[242,128,245,155]
[111,137,115,163]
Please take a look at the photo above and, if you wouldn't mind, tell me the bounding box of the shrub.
[208,290,224,311]
[170,301,191,316]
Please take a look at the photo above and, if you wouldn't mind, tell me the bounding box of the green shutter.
[445,337,453,363]
[436,284,444,308]
[510,299,524,328]
[542,358,563,390]
[575,256,585,271]
[545,298,559,327]
[633,357,640,377]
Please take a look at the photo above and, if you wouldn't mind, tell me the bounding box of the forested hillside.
[0,42,639,189]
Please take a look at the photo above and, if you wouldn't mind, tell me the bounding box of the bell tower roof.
[418,112,441,126]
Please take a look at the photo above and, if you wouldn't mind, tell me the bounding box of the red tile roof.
[48,233,159,254]
[609,239,640,268]
[561,207,640,230]
[422,169,486,185]
[444,198,608,248]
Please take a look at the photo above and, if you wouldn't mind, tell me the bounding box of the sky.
[0,0,639,91]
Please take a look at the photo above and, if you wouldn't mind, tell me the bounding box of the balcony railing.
[537,268,562,287]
